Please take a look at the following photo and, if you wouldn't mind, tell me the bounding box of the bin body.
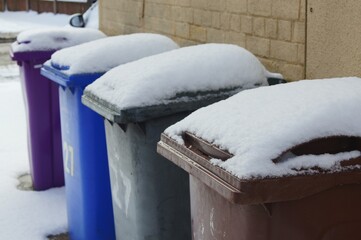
[41,68,115,240]
[157,133,361,240]
[190,176,361,240]
[104,112,192,240]
[12,51,64,190]
[156,77,361,240]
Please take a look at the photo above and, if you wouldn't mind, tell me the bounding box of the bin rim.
[157,133,361,205]
[82,78,285,124]
[9,47,55,62]
[82,86,244,124]
[41,64,104,89]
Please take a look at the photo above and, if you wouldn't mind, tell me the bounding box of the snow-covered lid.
[11,27,106,53]
[165,77,361,179]
[47,33,179,75]
[84,43,281,112]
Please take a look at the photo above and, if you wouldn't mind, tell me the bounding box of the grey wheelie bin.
[82,43,283,240]
[158,77,361,240]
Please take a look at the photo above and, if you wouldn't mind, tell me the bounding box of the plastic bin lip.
[82,78,284,124]
[81,86,245,124]
[50,62,70,71]
[157,133,361,205]
[41,64,104,89]
[10,39,67,61]
[9,44,55,62]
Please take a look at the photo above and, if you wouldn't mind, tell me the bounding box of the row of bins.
[10,27,361,240]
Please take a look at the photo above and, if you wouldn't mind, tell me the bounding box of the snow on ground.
[0,64,18,82]
[0,11,70,36]
[0,6,100,239]
[0,11,71,237]
[0,63,67,240]
[0,4,99,38]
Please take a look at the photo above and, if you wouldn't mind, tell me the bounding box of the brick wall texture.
[100,0,306,81]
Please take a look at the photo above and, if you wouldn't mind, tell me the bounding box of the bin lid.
[82,43,282,123]
[10,27,106,61]
[159,77,361,204]
[41,33,179,88]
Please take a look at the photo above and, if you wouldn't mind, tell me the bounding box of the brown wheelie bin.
[157,78,361,240]
[158,133,361,240]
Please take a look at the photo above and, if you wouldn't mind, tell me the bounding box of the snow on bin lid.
[47,33,179,75]
[11,27,106,53]
[84,43,281,111]
[165,77,361,179]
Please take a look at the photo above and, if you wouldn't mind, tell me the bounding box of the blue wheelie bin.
[40,33,179,240]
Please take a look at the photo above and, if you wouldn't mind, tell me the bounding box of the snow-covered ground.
[0,79,67,239]
[0,11,69,39]
[0,9,80,240]
[0,64,18,82]
[0,4,102,238]
[0,4,99,38]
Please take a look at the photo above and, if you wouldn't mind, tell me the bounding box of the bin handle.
[183,132,233,161]
[17,36,68,46]
[17,40,31,45]
[183,132,361,172]
[273,136,361,165]
[184,132,361,165]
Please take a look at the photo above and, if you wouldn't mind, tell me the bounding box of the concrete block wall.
[306,0,361,79]
[100,0,306,81]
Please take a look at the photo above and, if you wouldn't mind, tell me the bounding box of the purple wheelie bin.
[10,28,106,190]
